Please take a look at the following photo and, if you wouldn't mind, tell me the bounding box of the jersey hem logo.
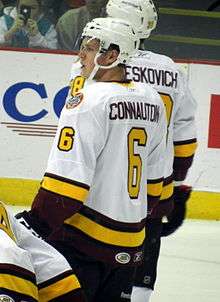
[0,295,15,302]
[133,251,143,263]
[115,252,131,264]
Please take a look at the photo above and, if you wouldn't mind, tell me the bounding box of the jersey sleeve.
[173,68,198,182]
[31,97,106,230]
[147,96,167,213]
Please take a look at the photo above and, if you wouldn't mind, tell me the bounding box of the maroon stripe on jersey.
[40,187,84,205]
[0,263,36,284]
[173,155,194,181]
[147,195,161,202]
[79,206,146,233]
[48,227,144,267]
[147,177,164,184]
[31,188,83,230]
[163,174,173,185]
[48,288,86,302]
[51,289,86,302]
[0,288,37,302]
[38,270,73,289]
[44,172,90,190]
[173,138,197,145]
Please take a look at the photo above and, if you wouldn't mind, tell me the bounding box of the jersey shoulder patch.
[66,92,84,109]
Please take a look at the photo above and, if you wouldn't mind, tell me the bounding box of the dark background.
[145,0,220,61]
[1,0,219,61]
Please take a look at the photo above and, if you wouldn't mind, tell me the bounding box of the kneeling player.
[0,201,86,302]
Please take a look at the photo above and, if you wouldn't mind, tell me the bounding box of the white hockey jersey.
[32,80,167,266]
[0,202,83,302]
[125,50,197,216]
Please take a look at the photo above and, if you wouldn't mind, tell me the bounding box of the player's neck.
[95,65,125,82]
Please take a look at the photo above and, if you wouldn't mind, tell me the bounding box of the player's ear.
[100,49,119,66]
[109,49,119,63]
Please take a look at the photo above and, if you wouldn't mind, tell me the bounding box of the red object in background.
[65,0,86,8]
[208,94,220,148]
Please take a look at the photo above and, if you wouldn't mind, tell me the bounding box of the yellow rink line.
[0,178,220,220]
[187,191,220,220]
[0,178,40,206]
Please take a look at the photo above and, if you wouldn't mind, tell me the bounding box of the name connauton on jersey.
[109,101,160,122]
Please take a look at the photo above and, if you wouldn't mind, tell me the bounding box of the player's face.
[79,37,100,78]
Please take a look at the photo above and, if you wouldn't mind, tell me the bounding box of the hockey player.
[18,17,168,301]
[0,201,85,301]
[106,0,198,301]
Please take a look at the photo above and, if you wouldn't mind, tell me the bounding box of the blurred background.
[0,0,219,60]
[147,0,220,61]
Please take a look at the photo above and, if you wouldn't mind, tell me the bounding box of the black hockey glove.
[15,210,51,239]
[161,185,192,237]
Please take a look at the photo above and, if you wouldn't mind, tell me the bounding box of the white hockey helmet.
[81,17,138,65]
[106,0,158,39]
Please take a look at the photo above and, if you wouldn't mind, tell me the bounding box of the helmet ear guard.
[106,0,158,39]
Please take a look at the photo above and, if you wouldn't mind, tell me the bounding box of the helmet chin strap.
[87,51,121,81]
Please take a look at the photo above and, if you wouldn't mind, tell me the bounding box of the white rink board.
[186,63,220,191]
[0,50,220,191]
[0,50,74,179]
